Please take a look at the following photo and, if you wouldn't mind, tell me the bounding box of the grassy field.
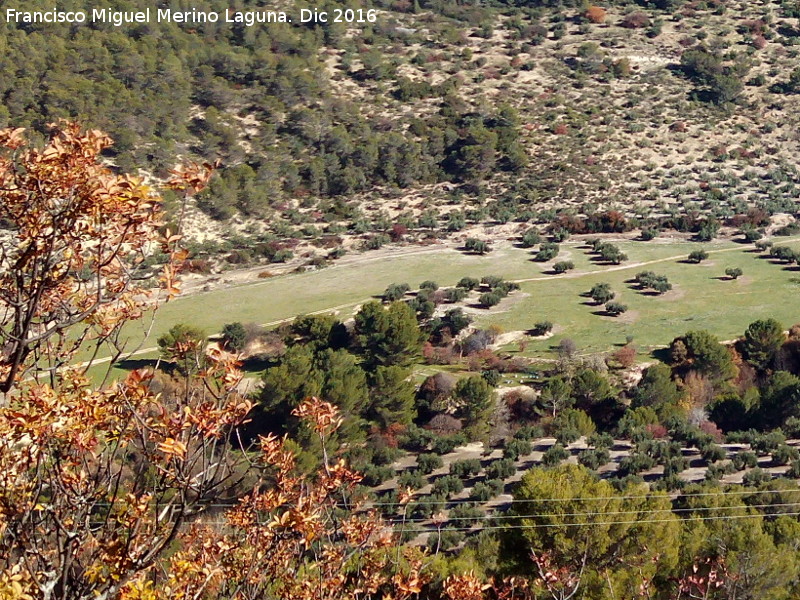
[95,235,800,381]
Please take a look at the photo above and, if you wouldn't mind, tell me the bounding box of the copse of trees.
[589,282,615,305]
[635,271,672,294]
[688,249,709,263]
[680,46,748,105]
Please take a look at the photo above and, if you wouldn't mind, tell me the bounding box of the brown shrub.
[426,414,463,435]
[584,5,607,24]
[621,11,650,28]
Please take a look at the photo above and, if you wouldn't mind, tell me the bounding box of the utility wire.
[175,509,800,531]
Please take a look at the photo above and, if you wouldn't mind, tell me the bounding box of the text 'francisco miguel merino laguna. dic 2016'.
[4,8,292,26]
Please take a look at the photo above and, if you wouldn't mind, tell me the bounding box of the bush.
[450,458,482,479]
[397,470,425,490]
[479,292,502,308]
[542,444,569,467]
[662,456,688,477]
[448,504,483,526]
[362,465,394,487]
[732,450,758,470]
[589,283,614,305]
[383,282,410,302]
[553,260,575,274]
[469,482,494,501]
[772,444,799,466]
[432,474,464,497]
[688,249,709,263]
[445,287,468,303]
[417,453,444,474]
[584,5,606,24]
[532,321,553,336]
[520,229,541,248]
[742,467,769,487]
[503,439,533,461]
[555,427,581,445]
[725,267,743,280]
[534,242,559,262]
[514,425,544,441]
[485,458,516,480]
[465,238,490,254]
[618,453,656,476]
[605,301,628,316]
[578,447,610,470]
[457,277,480,290]
[431,434,468,455]
[587,432,614,450]
[429,528,465,552]
[221,322,247,353]
[621,11,650,28]
[399,425,434,452]
[700,444,727,463]
[410,494,447,519]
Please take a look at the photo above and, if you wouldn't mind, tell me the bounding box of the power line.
[347,483,800,506]
[384,501,800,525]
[170,509,800,531]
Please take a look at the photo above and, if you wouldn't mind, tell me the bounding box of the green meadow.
[96,236,800,380]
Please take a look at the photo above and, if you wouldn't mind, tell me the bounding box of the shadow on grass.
[115,358,161,371]
[651,347,672,362]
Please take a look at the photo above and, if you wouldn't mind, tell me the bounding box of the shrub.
[469,482,493,501]
[605,302,628,316]
[457,277,480,290]
[432,474,464,497]
[590,283,615,305]
[431,434,468,455]
[417,453,444,474]
[553,260,575,274]
[587,432,614,449]
[742,467,769,487]
[521,229,542,248]
[532,321,553,336]
[772,444,799,466]
[449,504,483,526]
[485,458,516,480]
[362,465,394,487]
[542,444,569,467]
[621,11,650,28]
[700,444,727,463]
[534,242,559,262]
[479,292,502,308]
[430,529,465,552]
[480,275,504,289]
[578,447,610,470]
[725,267,743,280]
[419,280,439,291]
[221,322,247,353]
[503,439,533,461]
[732,450,758,470]
[450,458,482,479]
[383,282,410,302]
[618,453,656,476]
[445,287,468,303]
[688,249,709,263]
[397,470,425,490]
[584,5,606,23]
[662,456,689,477]
[514,425,544,441]
[465,238,490,254]
[555,427,581,445]
[410,494,447,519]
